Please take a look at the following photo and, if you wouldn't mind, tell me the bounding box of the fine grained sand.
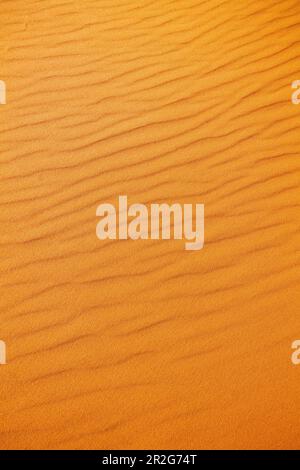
[0,0,299,449]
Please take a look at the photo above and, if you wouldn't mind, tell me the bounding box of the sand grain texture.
[0,0,300,449]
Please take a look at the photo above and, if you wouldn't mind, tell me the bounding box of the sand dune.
[0,0,299,449]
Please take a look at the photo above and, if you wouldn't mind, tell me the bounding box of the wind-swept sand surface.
[0,0,299,449]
